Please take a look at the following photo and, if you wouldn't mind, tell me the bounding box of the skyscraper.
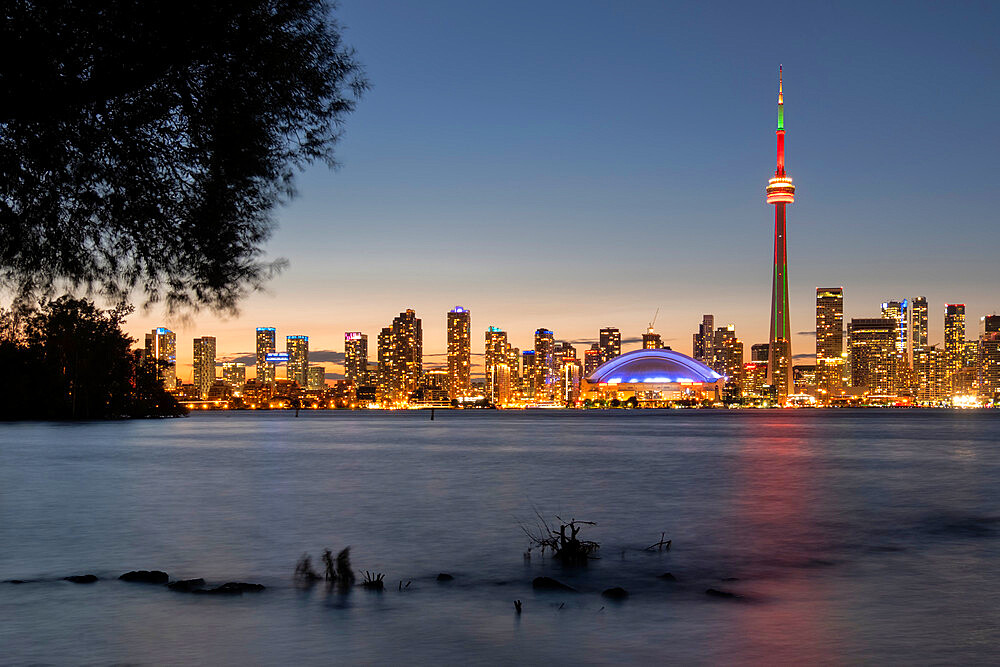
[192,336,217,399]
[377,327,393,404]
[642,327,662,349]
[485,326,508,404]
[144,328,176,389]
[911,297,929,350]
[390,309,422,403]
[344,332,368,387]
[693,315,715,365]
[816,288,844,394]
[944,304,966,393]
[598,327,621,364]
[881,299,910,361]
[286,335,309,387]
[222,362,246,390]
[978,328,1000,402]
[447,307,471,400]
[307,365,326,391]
[256,327,276,384]
[913,345,947,402]
[534,328,556,400]
[765,67,796,401]
[848,318,897,395]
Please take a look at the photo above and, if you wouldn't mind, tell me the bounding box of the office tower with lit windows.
[447,307,471,400]
[559,357,582,406]
[911,297,928,349]
[485,326,509,404]
[286,335,309,387]
[192,336,217,399]
[751,343,769,363]
[534,329,556,400]
[913,345,947,402]
[598,327,621,364]
[390,309,423,403]
[848,318,898,394]
[816,288,844,393]
[742,361,768,398]
[642,327,662,349]
[376,327,393,403]
[693,315,715,364]
[256,327,277,384]
[584,344,601,376]
[944,304,966,393]
[307,365,326,391]
[881,299,910,360]
[715,334,745,398]
[521,350,535,397]
[978,317,1000,401]
[711,325,737,375]
[144,328,177,389]
[222,362,246,390]
[344,332,368,387]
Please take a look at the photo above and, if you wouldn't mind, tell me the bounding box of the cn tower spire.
[765,66,795,402]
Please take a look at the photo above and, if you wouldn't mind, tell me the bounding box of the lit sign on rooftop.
[265,353,289,364]
[345,332,363,341]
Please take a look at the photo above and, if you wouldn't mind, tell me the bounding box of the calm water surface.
[1,410,998,665]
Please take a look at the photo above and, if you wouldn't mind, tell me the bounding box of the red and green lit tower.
[765,66,795,401]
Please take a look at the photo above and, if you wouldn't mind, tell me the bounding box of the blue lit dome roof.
[587,349,723,384]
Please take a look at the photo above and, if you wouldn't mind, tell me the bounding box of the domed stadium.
[580,348,725,406]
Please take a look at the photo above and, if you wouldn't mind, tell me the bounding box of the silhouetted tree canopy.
[0,296,183,419]
[0,1,366,312]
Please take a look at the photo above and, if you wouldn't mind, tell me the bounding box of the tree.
[0,1,367,312]
[0,296,183,419]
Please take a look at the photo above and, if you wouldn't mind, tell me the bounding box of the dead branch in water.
[519,510,599,566]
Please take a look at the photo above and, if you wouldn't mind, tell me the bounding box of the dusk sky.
[122,0,1000,380]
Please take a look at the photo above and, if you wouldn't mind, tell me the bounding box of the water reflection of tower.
[766,66,796,401]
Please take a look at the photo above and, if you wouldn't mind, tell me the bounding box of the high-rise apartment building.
[377,327,393,404]
[521,350,535,397]
[715,335,745,398]
[447,307,471,400]
[222,362,246,390]
[881,299,910,360]
[144,328,177,389]
[816,288,845,394]
[978,330,1000,402]
[598,327,621,364]
[307,365,326,391]
[286,335,309,387]
[192,336,217,399]
[534,329,556,400]
[344,332,368,388]
[750,343,769,363]
[711,325,737,375]
[256,327,277,384]
[693,315,715,365]
[911,297,929,349]
[848,318,898,395]
[913,345,947,402]
[485,326,508,404]
[584,344,601,376]
[944,304,966,393]
[642,327,662,349]
[389,309,422,403]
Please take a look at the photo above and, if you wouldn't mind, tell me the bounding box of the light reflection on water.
[1,409,998,664]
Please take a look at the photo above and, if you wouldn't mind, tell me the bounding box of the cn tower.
[765,66,795,401]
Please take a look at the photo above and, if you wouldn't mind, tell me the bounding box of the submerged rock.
[64,575,99,584]
[436,573,454,582]
[532,577,577,592]
[167,578,206,592]
[705,588,741,599]
[193,582,265,595]
[657,572,677,582]
[119,570,169,584]
[4,579,32,584]
[601,587,629,600]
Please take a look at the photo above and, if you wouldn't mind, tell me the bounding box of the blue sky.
[125,0,1000,378]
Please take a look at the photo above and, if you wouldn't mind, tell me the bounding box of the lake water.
[1,409,998,665]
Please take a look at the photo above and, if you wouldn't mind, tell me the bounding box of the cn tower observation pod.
[581,349,725,406]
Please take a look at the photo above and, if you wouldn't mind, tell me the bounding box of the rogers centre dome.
[581,348,725,406]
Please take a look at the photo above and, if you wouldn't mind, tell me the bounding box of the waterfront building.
[221,362,246,390]
[492,362,512,406]
[534,329,556,401]
[816,288,845,394]
[559,357,582,406]
[377,327,393,404]
[715,334,744,398]
[521,350,535,398]
[598,327,621,364]
[881,300,910,361]
[711,325,737,375]
[693,315,715,365]
[144,328,177,389]
[485,326,509,404]
[192,336,217,399]
[742,361,768,399]
[447,307,471,400]
[584,345,601,376]
[286,335,309,387]
[913,345,948,402]
[390,309,422,404]
[256,327,277,385]
[944,304,966,393]
[765,67,796,402]
[978,331,1000,402]
[582,349,725,407]
[418,369,450,404]
[307,365,326,391]
[344,332,368,388]
[848,318,898,395]
[911,297,929,349]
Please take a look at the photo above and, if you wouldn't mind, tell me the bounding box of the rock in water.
[64,575,98,584]
[167,578,206,592]
[658,572,678,582]
[532,577,577,592]
[601,587,629,599]
[705,588,741,599]
[119,570,169,584]
[436,573,454,582]
[193,582,265,595]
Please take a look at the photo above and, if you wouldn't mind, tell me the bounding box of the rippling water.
[1,410,998,664]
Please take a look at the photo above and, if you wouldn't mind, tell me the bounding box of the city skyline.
[102,1,997,376]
